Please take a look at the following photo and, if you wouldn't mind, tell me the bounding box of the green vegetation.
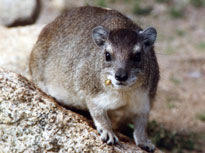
[93,0,205,18]
[125,121,203,152]
[169,6,185,18]
[133,6,152,16]
[128,123,134,129]
[109,0,116,3]
[156,0,172,3]
[156,0,205,8]
[196,112,205,122]
[96,0,108,7]
[148,121,201,152]
[166,93,179,109]
[156,0,187,19]
[190,0,205,7]
[165,46,176,55]
[123,0,132,3]
[197,42,205,51]
[167,102,176,109]
[170,76,182,85]
[119,0,153,16]
[176,29,185,37]
[132,1,152,16]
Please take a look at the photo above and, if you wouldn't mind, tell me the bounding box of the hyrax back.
[29,6,159,151]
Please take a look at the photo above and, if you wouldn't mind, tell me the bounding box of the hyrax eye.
[105,52,112,61]
[134,52,141,62]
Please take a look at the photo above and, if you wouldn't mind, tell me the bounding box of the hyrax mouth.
[105,78,128,87]
[116,82,126,86]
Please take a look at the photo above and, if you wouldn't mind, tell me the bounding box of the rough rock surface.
[0,0,40,27]
[0,68,159,152]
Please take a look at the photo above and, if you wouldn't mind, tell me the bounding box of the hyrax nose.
[115,68,128,82]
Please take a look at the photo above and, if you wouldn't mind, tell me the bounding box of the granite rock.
[0,68,149,153]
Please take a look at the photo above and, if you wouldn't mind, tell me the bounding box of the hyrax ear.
[139,27,157,47]
[92,26,109,47]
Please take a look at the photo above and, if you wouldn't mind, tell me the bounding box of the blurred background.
[0,0,205,152]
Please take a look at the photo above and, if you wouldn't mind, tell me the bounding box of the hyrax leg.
[133,114,155,152]
[87,101,118,145]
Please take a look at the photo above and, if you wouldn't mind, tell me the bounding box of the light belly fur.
[92,88,150,128]
[44,81,150,127]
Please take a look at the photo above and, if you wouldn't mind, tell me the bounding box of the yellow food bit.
[105,79,111,85]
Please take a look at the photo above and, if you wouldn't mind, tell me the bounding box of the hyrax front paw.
[138,140,156,153]
[97,128,119,145]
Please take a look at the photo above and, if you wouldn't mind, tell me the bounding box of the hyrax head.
[92,26,157,90]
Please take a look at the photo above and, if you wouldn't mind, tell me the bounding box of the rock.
[0,25,44,79]
[0,0,41,27]
[0,68,156,152]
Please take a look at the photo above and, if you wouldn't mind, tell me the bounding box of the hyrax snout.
[29,6,159,152]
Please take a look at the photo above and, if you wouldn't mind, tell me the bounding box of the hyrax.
[29,6,159,152]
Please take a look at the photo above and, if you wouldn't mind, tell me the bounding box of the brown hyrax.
[29,6,159,152]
